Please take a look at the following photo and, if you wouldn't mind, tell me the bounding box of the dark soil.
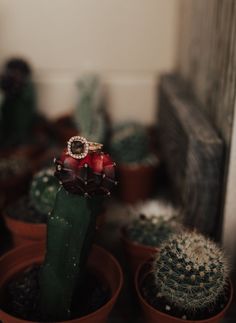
[141,270,230,321]
[6,196,47,224]
[2,265,110,322]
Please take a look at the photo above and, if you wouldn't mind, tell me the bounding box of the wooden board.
[158,74,224,237]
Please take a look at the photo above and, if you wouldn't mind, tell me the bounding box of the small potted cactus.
[4,167,59,246]
[122,200,180,273]
[135,231,233,323]
[110,122,159,203]
[0,136,123,322]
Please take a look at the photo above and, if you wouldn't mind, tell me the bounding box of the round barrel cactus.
[30,167,60,215]
[152,231,229,318]
[110,122,150,164]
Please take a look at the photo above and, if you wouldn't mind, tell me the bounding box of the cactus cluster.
[30,167,60,215]
[151,231,229,319]
[110,122,151,164]
[0,58,36,146]
[74,74,107,144]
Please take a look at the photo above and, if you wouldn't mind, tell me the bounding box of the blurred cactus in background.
[0,58,37,146]
[110,122,154,164]
[30,167,60,215]
[126,200,180,247]
[150,231,229,319]
[74,74,107,144]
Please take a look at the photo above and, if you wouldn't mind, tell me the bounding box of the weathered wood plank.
[158,74,224,237]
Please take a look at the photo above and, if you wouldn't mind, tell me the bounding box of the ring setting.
[67,136,103,159]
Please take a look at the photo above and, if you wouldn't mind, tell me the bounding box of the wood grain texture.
[178,0,236,147]
[158,75,224,236]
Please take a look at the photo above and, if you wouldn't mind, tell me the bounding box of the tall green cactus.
[0,58,36,146]
[151,231,229,318]
[74,74,106,144]
[39,142,116,321]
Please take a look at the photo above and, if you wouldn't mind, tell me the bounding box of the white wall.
[0,0,179,123]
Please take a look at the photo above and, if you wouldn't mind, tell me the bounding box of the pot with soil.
[135,231,233,323]
[0,241,123,323]
[110,122,159,204]
[3,167,59,247]
[122,200,180,273]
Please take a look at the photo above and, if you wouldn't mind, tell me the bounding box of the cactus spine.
[152,231,229,315]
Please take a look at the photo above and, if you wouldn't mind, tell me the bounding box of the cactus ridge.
[153,231,229,312]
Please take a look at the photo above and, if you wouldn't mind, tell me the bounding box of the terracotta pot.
[0,242,123,323]
[135,262,233,323]
[121,228,158,274]
[3,213,46,247]
[118,163,157,204]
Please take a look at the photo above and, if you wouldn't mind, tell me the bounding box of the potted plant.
[121,200,181,273]
[135,231,233,323]
[110,122,159,203]
[3,167,59,246]
[0,135,123,322]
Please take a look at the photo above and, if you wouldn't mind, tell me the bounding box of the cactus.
[0,156,28,181]
[39,144,116,321]
[150,231,229,319]
[127,214,179,247]
[110,122,153,164]
[0,58,36,146]
[74,74,107,144]
[30,167,60,215]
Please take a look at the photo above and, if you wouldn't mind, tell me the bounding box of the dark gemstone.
[71,140,85,155]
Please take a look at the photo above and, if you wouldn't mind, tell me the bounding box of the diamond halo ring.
[67,136,103,159]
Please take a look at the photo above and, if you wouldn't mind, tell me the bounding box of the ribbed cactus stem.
[39,187,97,321]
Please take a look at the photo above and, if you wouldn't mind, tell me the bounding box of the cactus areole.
[39,136,117,321]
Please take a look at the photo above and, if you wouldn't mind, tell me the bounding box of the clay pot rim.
[135,261,233,323]
[121,226,160,253]
[0,242,124,323]
[3,211,47,228]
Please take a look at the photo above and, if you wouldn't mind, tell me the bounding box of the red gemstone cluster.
[54,150,117,197]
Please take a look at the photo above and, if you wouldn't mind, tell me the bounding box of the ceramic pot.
[135,262,233,323]
[0,242,123,323]
[121,228,158,273]
[3,213,46,247]
[118,163,157,204]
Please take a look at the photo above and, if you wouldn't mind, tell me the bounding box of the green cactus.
[127,214,179,247]
[0,58,36,146]
[110,122,152,164]
[74,74,106,144]
[30,167,60,215]
[150,231,229,318]
[40,187,98,321]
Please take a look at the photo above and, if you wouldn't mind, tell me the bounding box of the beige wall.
[0,0,179,122]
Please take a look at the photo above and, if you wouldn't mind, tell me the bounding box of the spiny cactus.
[127,214,179,247]
[39,146,117,321]
[110,122,154,164]
[74,74,107,144]
[0,58,36,146]
[151,231,229,318]
[30,167,60,215]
